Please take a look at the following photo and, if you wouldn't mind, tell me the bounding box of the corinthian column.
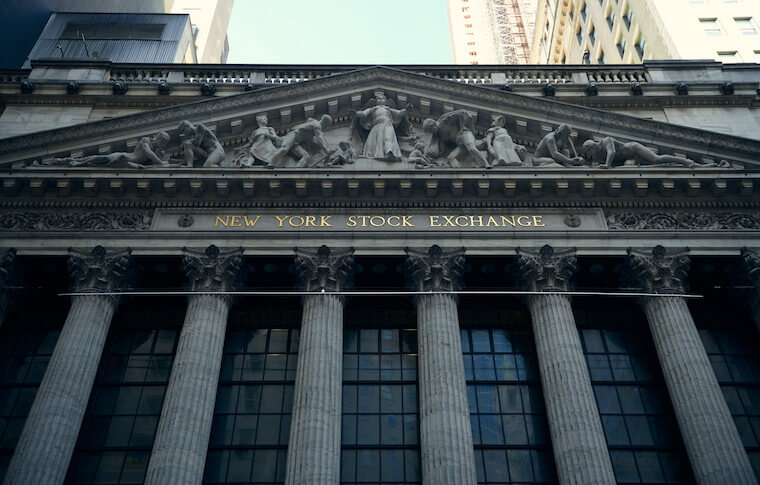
[405,245,477,485]
[3,246,131,485]
[0,247,16,328]
[285,245,354,485]
[145,245,244,485]
[740,247,760,334]
[626,246,755,485]
[514,245,616,485]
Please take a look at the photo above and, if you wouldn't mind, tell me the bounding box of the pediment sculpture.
[26,104,739,171]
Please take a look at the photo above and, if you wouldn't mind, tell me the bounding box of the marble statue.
[326,141,356,166]
[483,115,525,167]
[349,92,414,161]
[233,114,281,167]
[32,132,177,168]
[533,124,585,167]
[580,137,726,168]
[409,140,433,168]
[179,120,226,168]
[423,110,489,168]
[271,115,333,168]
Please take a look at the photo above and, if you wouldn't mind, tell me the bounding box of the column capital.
[515,245,577,292]
[68,246,132,293]
[739,247,760,287]
[182,245,245,292]
[405,245,465,292]
[0,248,16,286]
[625,245,690,294]
[294,245,354,292]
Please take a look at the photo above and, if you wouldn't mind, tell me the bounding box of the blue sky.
[226,0,452,64]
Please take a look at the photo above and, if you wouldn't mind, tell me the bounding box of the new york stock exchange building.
[0,61,760,485]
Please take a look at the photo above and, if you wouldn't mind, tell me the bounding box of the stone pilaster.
[739,247,760,334]
[514,245,616,485]
[3,246,131,485]
[145,245,244,485]
[285,245,354,485]
[0,248,16,328]
[405,245,477,485]
[626,246,756,485]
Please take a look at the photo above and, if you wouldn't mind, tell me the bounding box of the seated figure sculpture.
[33,132,175,168]
[179,120,226,168]
[533,124,585,167]
[580,137,723,168]
[349,92,414,161]
[483,115,526,167]
[233,114,282,167]
[423,110,489,168]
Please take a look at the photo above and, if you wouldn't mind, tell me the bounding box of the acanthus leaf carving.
[182,245,245,293]
[0,212,154,231]
[624,245,690,294]
[68,246,132,293]
[740,247,760,287]
[405,245,465,293]
[606,212,760,230]
[514,245,577,292]
[294,245,354,293]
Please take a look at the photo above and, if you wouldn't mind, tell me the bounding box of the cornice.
[1,67,759,161]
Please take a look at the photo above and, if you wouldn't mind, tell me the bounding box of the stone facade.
[0,62,759,485]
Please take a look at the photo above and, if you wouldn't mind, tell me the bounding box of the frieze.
[0,211,153,231]
[2,67,760,165]
[606,211,760,230]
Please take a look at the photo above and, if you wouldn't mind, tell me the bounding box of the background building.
[0,0,233,68]
[447,0,538,64]
[530,0,760,64]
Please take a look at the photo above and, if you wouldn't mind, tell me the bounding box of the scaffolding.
[490,0,533,64]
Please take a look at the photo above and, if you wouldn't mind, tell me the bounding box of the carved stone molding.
[182,245,245,293]
[405,245,465,293]
[68,246,132,293]
[740,248,760,287]
[0,212,154,231]
[624,246,690,294]
[514,245,577,292]
[606,211,760,230]
[294,245,354,293]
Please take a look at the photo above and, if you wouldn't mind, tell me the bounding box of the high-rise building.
[531,0,760,64]
[170,0,234,64]
[447,0,539,64]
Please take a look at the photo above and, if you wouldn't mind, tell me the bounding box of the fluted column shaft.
[145,294,231,484]
[642,296,756,484]
[415,293,477,485]
[145,245,243,485]
[0,247,16,329]
[285,294,344,485]
[528,294,616,485]
[3,295,116,485]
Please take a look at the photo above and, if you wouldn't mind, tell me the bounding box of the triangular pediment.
[1,66,759,170]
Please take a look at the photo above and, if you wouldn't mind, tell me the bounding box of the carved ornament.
[624,246,690,294]
[68,246,132,293]
[606,212,760,230]
[182,245,245,293]
[0,212,154,231]
[514,245,577,292]
[405,245,465,293]
[294,245,354,293]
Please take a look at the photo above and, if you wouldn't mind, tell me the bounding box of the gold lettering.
[229,216,243,227]
[289,216,305,227]
[320,215,332,227]
[387,216,400,227]
[455,216,469,227]
[533,215,545,227]
[470,216,484,227]
[243,216,261,227]
[347,215,357,227]
[358,215,370,227]
[402,216,414,227]
[486,216,499,227]
[442,215,456,227]
[501,216,516,227]
[305,215,317,227]
[370,216,385,227]
[274,215,288,227]
[214,216,230,227]
[429,216,440,227]
[517,215,532,227]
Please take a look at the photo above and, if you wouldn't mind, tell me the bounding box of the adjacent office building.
[530,0,760,64]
